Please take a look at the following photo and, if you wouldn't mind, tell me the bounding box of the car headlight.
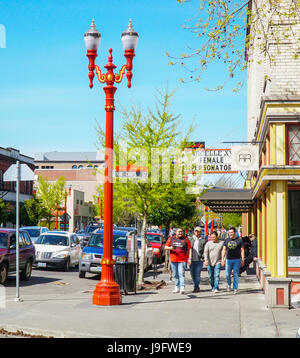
[82,253,93,261]
[153,248,160,253]
[52,252,68,259]
[114,256,126,263]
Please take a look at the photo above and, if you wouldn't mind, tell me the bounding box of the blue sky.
[0,0,247,159]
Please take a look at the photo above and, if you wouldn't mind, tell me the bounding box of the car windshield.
[0,233,8,249]
[23,229,40,238]
[35,235,69,246]
[89,233,127,249]
[86,226,99,233]
[146,234,162,243]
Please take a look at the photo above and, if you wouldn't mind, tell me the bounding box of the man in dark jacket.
[189,226,207,293]
[239,234,257,275]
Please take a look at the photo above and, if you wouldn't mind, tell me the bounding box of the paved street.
[0,264,299,338]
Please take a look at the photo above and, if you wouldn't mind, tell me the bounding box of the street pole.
[205,206,208,236]
[64,193,67,231]
[14,160,20,302]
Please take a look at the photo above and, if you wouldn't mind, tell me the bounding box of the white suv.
[33,231,81,271]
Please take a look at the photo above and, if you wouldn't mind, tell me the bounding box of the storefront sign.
[231,145,259,171]
[190,148,238,174]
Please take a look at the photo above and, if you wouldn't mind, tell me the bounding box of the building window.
[72,165,77,170]
[288,125,300,165]
[80,200,83,205]
[0,170,3,189]
[288,190,300,268]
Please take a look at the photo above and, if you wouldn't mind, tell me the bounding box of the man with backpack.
[189,226,206,293]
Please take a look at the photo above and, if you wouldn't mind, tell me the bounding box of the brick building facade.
[0,147,34,205]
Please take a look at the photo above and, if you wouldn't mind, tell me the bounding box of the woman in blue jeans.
[204,231,223,293]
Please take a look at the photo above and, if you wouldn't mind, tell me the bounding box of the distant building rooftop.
[34,151,104,162]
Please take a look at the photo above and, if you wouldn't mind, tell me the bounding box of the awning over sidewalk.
[199,188,254,213]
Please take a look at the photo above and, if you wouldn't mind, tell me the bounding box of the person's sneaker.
[192,287,200,293]
[180,287,185,294]
[233,289,238,295]
[211,288,215,292]
[172,287,179,293]
[227,286,231,292]
[214,289,220,293]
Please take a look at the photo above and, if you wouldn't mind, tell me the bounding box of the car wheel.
[20,260,32,281]
[79,271,86,278]
[0,263,8,285]
[64,258,70,272]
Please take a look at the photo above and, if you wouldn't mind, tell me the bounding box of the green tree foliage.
[36,176,66,228]
[24,196,51,226]
[96,87,199,283]
[148,184,198,237]
[222,212,242,229]
[0,198,9,225]
[169,0,300,90]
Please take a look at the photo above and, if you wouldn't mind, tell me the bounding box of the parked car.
[0,228,35,285]
[146,232,166,263]
[33,231,81,271]
[288,235,300,268]
[79,229,128,278]
[137,236,154,271]
[77,224,101,247]
[21,226,49,243]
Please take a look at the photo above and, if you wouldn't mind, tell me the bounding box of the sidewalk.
[0,265,299,338]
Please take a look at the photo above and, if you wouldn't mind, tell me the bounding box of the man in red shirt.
[165,228,192,294]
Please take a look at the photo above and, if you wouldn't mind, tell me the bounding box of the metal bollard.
[153,254,158,279]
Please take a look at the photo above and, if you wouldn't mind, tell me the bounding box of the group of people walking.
[165,227,257,295]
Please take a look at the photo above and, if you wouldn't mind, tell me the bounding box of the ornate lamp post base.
[93,282,122,306]
[92,262,122,305]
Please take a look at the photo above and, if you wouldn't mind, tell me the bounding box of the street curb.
[0,324,101,338]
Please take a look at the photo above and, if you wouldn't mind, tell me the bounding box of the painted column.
[266,186,271,272]
[262,191,267,265]
[257,198,262,260]
[247,211,251,236]
[270,181,277,277]
[275,180,288,277]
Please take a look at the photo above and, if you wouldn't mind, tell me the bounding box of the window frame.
[287,123,300,165]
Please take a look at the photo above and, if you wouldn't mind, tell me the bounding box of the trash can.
[114,262,137,295]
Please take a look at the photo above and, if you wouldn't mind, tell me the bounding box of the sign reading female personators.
[191,148,237,173]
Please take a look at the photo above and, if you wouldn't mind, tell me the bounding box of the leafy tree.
[148,184,198,238]
[168,0,300,90]
[222,212,242,229]
[0,198,9,225]
[96,87,198,283]
[36,176,66,228]
[24,196,51,226]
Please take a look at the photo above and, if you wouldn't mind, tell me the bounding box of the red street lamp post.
[84,19,138,306]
